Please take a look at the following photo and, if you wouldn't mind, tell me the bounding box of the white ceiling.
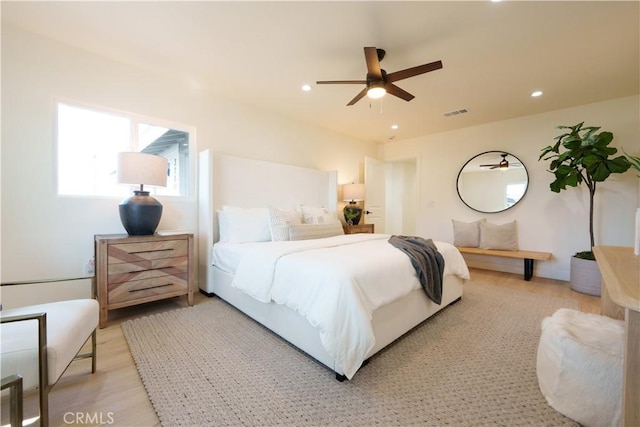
[3,1,638,144]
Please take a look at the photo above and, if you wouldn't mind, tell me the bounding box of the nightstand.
[343,223,375,234]
[94,233,194,328]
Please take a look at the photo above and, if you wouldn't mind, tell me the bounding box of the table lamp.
[342,183,365,225]
[117,152,168,235]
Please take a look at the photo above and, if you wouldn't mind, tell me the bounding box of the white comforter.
[229,234,470,379]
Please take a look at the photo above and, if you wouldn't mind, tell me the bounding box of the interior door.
[364,156,386,233]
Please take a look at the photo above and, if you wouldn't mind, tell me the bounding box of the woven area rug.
[122,282,579,426]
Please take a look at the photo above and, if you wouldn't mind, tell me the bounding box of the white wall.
[382,96,640,280]
[0,26,377,306]
[2,25,637,305]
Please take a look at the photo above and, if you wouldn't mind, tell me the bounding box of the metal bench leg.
[524,258,534,281]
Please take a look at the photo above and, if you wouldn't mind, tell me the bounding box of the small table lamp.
[117,152,168,235]
[343,183,365,225]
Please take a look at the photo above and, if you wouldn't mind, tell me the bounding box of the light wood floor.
[2,268,601,427]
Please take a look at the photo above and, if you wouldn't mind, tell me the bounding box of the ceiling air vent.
[443,108,469,117]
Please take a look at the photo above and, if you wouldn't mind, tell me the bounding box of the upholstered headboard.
[197,150,338,290]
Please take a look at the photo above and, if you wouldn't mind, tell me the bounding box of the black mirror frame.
[456,150,529,214]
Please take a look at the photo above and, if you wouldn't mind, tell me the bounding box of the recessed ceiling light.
[301,84,312,92]
[391,124,399,130]
[531,90,543,97]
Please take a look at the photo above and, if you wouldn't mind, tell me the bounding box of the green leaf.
[550,179,564,193]
[598,131,613,145]
[564,171,580,187]
[607,156,632,173]
[591,163,611,182]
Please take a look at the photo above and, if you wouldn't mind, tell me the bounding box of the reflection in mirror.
[456,151,528,213]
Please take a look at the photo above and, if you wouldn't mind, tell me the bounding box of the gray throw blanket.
[388,235,445,305]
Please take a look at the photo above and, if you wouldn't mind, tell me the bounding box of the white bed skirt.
[204,266,464,378]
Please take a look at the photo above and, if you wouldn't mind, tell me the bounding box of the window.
[506,183,526,207]
[56,102,192,197]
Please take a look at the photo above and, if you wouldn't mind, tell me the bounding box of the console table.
[593,246,639,427]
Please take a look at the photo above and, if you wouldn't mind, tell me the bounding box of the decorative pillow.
[288,223,344,241]
[452,219,486,247]
[220,206,271,243]
[479,220,519,251]
[300,205,339,225]
[267,206,302,241]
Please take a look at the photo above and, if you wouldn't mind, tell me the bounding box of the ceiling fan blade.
[479,164,499,167]
[386,83,415,102]
[364,47,382,79]
[316,80,367,85]
[347,88,368,106]
[386,60,443,82]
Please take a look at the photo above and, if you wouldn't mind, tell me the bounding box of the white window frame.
[54,98,196,200]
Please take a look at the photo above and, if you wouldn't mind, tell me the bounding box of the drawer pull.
[128,248,174,255]
[129,283,173,292]
[124,267,179,274]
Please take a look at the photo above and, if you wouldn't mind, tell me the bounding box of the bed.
[198,151,470,380]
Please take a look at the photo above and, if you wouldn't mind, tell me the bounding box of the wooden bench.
[456,247,551,281]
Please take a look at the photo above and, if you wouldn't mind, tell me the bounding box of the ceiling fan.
[316,47,443,106]
[479,153,518,170]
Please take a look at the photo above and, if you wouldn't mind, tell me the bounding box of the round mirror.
[456,151,529,213]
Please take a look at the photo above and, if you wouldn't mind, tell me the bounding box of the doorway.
[365,157,418,235]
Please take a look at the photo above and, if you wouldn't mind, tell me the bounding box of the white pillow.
[220,206,271,243]
[452,219,486,247]
[300,205,339,224]
[479,220,519,251]
[267,206,302,241]
[288,223,344,241]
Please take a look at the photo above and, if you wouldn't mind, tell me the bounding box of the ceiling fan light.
[367,86,386,99]
[499,159,509,170]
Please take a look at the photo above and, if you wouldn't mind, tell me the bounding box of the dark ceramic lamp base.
[119,191,163,235]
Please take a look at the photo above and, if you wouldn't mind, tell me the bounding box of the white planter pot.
[570,256,602,296]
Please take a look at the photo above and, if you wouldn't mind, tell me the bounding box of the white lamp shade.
[117,152,168,187]
[343,183,365,201]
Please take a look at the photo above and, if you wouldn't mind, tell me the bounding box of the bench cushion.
[452,219,485,247]
[479,220,518,250]
[1,299,98,389]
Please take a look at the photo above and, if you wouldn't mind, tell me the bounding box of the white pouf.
[536,308,624,427]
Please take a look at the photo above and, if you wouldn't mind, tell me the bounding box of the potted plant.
[539,122,631,295]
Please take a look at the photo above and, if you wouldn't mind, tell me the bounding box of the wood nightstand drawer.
[108,239,188,264]
[108,276,188,305]
[107,256,188,276]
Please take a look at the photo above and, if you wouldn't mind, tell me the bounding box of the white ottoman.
[536,308,624,427]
